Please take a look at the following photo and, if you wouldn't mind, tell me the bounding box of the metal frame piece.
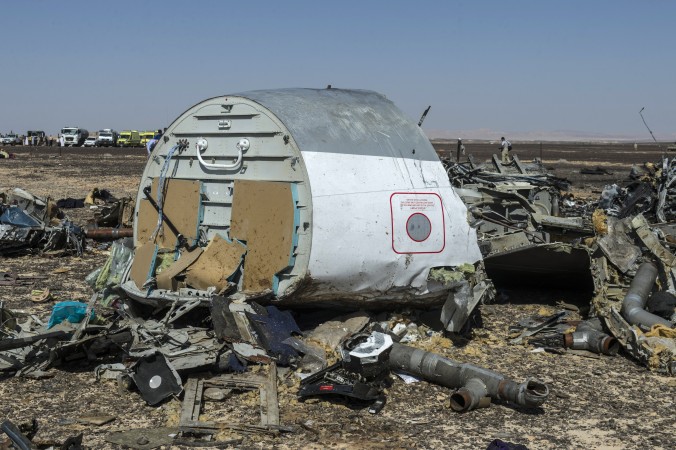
[179,363,292,435]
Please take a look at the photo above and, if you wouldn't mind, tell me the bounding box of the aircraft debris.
[298,331,393,413]
[180,363,291,435]
[446,152,676,373]
[580,167,613,175]
[508,310,571,345]
[0,271,45,286]
[3,90,676,448]
[486,439,530,450]
[0,419,35,450]
[123,89,483,312]
[511,313,620,356]
[0,188,84,256]
[105,427,178,449]
[563,318,619,355]
[389,342,549,412]
[84,227,133,239]
[130,352,183,405]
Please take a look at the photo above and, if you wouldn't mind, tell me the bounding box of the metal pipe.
[142,185,181,238]
[621,262,673,328]
[450,378,491,411]
[84,228,133,239]
[388,343,549,412]
[0,330,70,352]
[563,319,619,355]
[564,330,619,355]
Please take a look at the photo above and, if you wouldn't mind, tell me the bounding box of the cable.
[639,107,663,154]
[150,144,180,241]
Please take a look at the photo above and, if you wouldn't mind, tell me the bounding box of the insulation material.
[230,180,294,293]
[185,235,245,291]
[136,178,201,249]
[130,242,158,289]
[156,247,204,291]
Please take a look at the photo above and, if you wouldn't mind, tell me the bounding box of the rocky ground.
[0,144,673,449]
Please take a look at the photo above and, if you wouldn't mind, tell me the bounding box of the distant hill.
[425,128,676,143]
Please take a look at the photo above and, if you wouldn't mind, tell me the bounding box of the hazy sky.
[1,1,674,139]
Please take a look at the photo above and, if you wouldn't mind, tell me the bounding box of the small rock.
[203,387,231,401]
[554,390,571,399]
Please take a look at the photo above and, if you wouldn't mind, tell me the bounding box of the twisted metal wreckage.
[0,186,134,258]
[1,88,675,444]
[0,189,84,257]
[442,148,676,373]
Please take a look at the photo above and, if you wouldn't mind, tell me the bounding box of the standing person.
[500,137,512,164]
[146,129,162,156]
[59,134,65,147]
[456,138,466,162]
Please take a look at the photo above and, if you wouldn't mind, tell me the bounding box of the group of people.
[24,135,54,146]
[5,134,63,147]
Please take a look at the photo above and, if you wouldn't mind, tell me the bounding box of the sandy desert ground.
[0,143,673,449]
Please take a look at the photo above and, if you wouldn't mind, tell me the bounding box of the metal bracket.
[163,298,203,324]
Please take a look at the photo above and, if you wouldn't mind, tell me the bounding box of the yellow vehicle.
[118,130,141,147]
[140,131,155,147]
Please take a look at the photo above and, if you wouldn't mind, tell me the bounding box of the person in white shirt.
[500,137,512,164]
[146,129,163,156]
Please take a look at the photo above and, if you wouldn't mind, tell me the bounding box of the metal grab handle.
[195,137,246,170]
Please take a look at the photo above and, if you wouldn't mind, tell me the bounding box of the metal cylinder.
[389,343,549,411]
[496,378,549,409]
[85,227,133,239]
[564,330,619,355]
[449,378,490,412]
[621,262,673,328]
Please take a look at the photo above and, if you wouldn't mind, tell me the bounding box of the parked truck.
[26,130,47,146]
[118,130,141,147]
[0,133,21,145]
[60,127,89,147]
[97,129,119,147]
[140,131,155,147]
